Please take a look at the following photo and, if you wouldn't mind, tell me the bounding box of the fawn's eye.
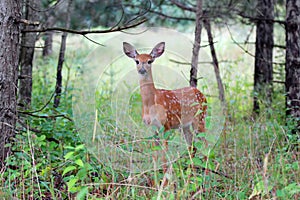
[147,60,153,64]
[135,60,140,65]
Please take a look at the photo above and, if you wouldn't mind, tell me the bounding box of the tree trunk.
[253,0,274,114]
[0,0,21,166]
[286,0,300,132]
[54,0,73,108]
[43,15,55,57]
[19,0,40,108]
[203,16,226,111]
[190,0,203,87]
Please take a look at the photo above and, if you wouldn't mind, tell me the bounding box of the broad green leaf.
[192,157,203,166]
[194,141,203,149]
[67,177,79,191]
[64,151,75,160]
[77,168,88,180]
[76,186,88,200]
[38,135,46,141]
[152,145,162,151]
[249,180,273,199]
[75,159,84,167]
[64,146,75,150]
[62,165,76,176]
[75,144,85,151]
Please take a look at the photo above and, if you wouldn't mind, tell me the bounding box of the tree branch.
[19,18,40,26]
[148,9,194,21]
[18,90,56,114]
[237,12,286,25]
[17,119,42,133]
[22,19,147,35]
[20,112,73,121]
[170,58,231,65]
[169,0,197,12]
[227,25,285,66]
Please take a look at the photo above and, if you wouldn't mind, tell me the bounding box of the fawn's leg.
[162,139,168,173]
[183,126,196,158]
[152,130,168,173]
[192,116,207,148]
[152,130,160,168]
[151,130,169,187]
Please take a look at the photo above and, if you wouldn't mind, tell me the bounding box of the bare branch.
[273,80,285,84]
[169,0,196,12]
[170,58,232,65]
[17,119,42,133]
[26,0,64,12]
[226,25,255,57]
[22,19,147,35]
[82,35,105,46]
[148,9,194,21]
[18,90,55,114]
[126,0,152,25]
[226,25,285,65]
[274,44,285,49]
[19,18,40,26]
[237,11,286,25]
[110,3,125,30]
[20,112,73,121]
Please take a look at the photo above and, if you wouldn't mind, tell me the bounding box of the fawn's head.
[123,42,165,77]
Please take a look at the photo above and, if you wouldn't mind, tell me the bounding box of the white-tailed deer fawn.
[123,42,207,173]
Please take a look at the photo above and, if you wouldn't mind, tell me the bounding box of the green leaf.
[194,109,203,117]
[196,133,206,138]
[64,151,75,160]
[249,181,263,199]
[75,159,84,167]
[75,144,85,151]
[194,141,203,149]
[77,168,88,180]
[62,166,77,176]
[276,189,284,197]
[249,180,273,199]
[282,183,300,195]
[163,130,172,139]
[192,157,203,167]
[292,161,299,170]
[76,186,88,200]
[37,135,46,141]
[64,146,75,150]
[152,145,162,151]
[67,177,79,192]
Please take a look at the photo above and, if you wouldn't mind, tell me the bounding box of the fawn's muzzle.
[138,67,147,75]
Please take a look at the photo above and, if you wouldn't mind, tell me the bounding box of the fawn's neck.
[139,71,156,107]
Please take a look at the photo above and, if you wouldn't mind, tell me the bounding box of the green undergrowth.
[0,35,299,199]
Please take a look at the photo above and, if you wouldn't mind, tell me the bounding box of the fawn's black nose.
[138,68,147,75]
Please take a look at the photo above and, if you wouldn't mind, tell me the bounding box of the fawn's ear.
[123,42,139,58]
[150,42,165,59]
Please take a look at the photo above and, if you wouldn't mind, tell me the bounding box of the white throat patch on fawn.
[123,42,207,145]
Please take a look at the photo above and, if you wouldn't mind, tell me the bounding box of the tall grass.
[0,31,299,199]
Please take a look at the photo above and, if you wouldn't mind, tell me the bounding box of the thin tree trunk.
[190,0,203,87]
[43,15,55,57]
[286,0,300,132]
[19,0,40,108]
[0,0,21,166]
[253,0,274,114]
[54,0,73,108]
[203,16,226,110]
